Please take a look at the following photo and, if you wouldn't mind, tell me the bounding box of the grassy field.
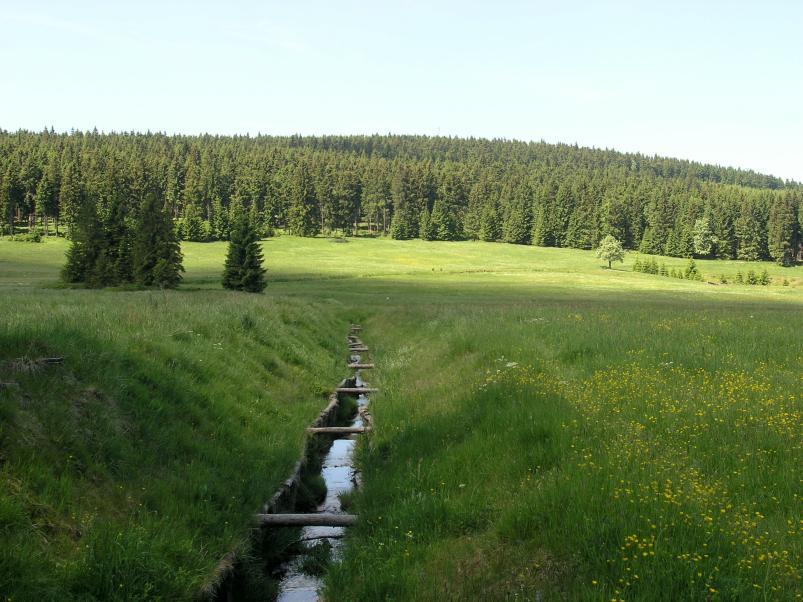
[1,235,801,600]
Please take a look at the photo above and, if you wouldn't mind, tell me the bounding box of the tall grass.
[1,235,800,600]
[327,298,801,600]
[0,288,346,598]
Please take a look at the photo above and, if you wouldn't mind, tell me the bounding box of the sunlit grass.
[0,234,800,600]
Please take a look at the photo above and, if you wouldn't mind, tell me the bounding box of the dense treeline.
[1,129,801,264]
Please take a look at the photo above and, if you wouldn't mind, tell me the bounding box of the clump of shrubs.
[735,268,771,286]
[634,256,776,286]
[10,230,43,243]
[633,257,703,281]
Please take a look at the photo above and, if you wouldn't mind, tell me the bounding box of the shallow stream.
[275,372,368,601]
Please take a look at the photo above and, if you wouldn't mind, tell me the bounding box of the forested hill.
[1,130,801,263]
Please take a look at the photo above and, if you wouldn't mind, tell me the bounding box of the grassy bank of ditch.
[0,287,348,599]
[327,295,802,600]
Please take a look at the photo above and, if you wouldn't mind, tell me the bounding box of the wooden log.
[336,387,378,394]
[349,346,369,352]
[349,325,362,331]
[37,357,64,365]
[347,363,374,369]
[256,513,358,527]
[307,426,370,434]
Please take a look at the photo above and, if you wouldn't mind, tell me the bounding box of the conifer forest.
[2,130,801,266]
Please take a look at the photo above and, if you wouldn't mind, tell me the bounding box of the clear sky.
[2,0,801,181]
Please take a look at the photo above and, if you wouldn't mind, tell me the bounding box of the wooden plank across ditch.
[336,387,378,394]
[256,513,358,527]
[307,426,370,434]
[251,326,373,545]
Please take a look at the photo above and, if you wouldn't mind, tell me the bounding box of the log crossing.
[307,426,370,434]
[256,325,374,535]
[256,513,358,527]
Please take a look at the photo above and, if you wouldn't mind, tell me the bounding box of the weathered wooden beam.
[307,426,370,434]
[349,325,362,331]
[347,363,374,369]
[38,357,64,365]
[256,513,358,527]
[336,387,378,394]
[349,346,369,352]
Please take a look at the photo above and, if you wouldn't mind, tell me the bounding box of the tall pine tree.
[222,214,267,292]
[132,193,184,288]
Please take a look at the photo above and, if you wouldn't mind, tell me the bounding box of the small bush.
[11,230,43,243]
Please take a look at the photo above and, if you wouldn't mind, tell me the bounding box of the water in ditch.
[275,372,368,602]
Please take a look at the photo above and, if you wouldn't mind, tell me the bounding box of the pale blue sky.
[1,1,801,181]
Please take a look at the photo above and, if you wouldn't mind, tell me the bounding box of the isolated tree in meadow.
[596,234,625,269]
[222,214,266,292]
[132,193,184,288]
[683,259,702,281]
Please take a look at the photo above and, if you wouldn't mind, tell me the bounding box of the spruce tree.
[62,200,102,283]
[767,196,799,266]
[419,208,435,240]
[132,193,184,288]
[287,161,319,237]
[479,199,502,242]
[430,199,459,241]
[389,165,418,240]
[683,259,699,280]
[222,214,266,292]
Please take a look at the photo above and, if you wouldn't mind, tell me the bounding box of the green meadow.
[1,236,801,600]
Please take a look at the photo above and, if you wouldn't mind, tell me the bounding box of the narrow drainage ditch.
[210,329,371,601]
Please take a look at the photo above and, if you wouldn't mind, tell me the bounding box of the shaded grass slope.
[0,288,345,600]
